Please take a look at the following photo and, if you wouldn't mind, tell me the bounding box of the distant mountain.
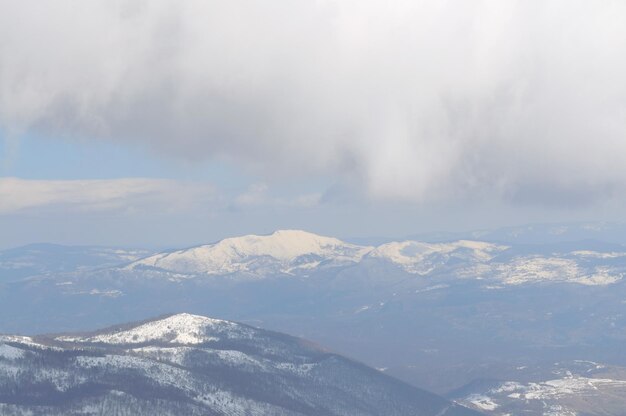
[120,229,625,286]
[407,221,626,245]
[0,313,479,416]
[365,240,506,275]
[0,243,152,281]
[4,230,625,287]
[127,230,372,276]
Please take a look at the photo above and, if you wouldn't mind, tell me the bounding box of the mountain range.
[1,226,626,414]
[121,229,624,286]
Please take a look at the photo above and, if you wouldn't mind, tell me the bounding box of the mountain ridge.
[124,229,511,276]
[0,313,480,416]
[119,229,625,286]
[127,230,373,275]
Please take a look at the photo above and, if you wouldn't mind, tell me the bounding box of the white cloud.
[232,183,321,210]
[233,184,270,208]
[1,1,626,205]
[0,177,215,215]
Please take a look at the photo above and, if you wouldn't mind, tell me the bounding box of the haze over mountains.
[0,244,152,281]
[1,224,626,415]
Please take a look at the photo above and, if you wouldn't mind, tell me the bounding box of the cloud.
[231,183,321,210]
[1,1,626,205]
[0,177,215,215]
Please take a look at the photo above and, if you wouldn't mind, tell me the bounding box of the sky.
[1,0,626,248]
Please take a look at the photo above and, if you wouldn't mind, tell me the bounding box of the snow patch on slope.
[464,394,498,411]
[460,374,626,415]
[0,335,64,351]
[490,257,622,286]
[0,344,25,360]
[496,376,626,400]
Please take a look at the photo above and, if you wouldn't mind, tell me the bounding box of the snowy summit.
[128,230,373,275]
[57,313,250,345]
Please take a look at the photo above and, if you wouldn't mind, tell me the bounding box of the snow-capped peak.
[127,230,373,275]
[56,313,248,345]
[210,229,363,261]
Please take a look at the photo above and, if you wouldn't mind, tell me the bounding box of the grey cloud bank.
[1,0,626,205]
